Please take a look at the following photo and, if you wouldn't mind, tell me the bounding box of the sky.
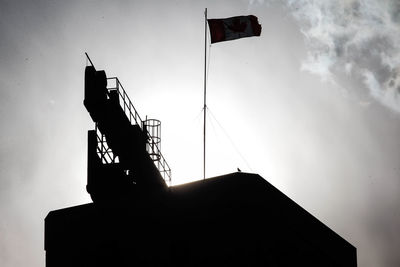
[0,0,400,266]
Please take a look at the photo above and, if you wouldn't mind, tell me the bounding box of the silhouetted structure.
[83,58,171,203]
[44,58,357,266]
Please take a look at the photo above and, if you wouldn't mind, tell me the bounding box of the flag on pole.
[207,15,262,44]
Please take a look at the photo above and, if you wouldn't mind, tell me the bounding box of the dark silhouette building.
[44,58,357,266]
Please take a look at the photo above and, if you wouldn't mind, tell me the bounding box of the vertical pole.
[85,52,95,68]
[203,8,207,180]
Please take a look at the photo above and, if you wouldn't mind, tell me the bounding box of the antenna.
[85,52,95,68]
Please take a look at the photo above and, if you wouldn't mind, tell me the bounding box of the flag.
[207,15,262,44]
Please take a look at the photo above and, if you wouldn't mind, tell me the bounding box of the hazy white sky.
[1,0,400,266]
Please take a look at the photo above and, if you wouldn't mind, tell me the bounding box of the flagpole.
[203,8,207,180]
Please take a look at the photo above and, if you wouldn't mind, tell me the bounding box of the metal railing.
[106,77,172,184]
[95,125,119,164]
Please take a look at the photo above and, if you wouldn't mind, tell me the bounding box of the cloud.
[248,0,265,5]
[283,0,400,113]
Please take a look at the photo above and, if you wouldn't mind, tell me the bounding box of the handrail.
[95,125,118,164]
[106,77,171,184]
